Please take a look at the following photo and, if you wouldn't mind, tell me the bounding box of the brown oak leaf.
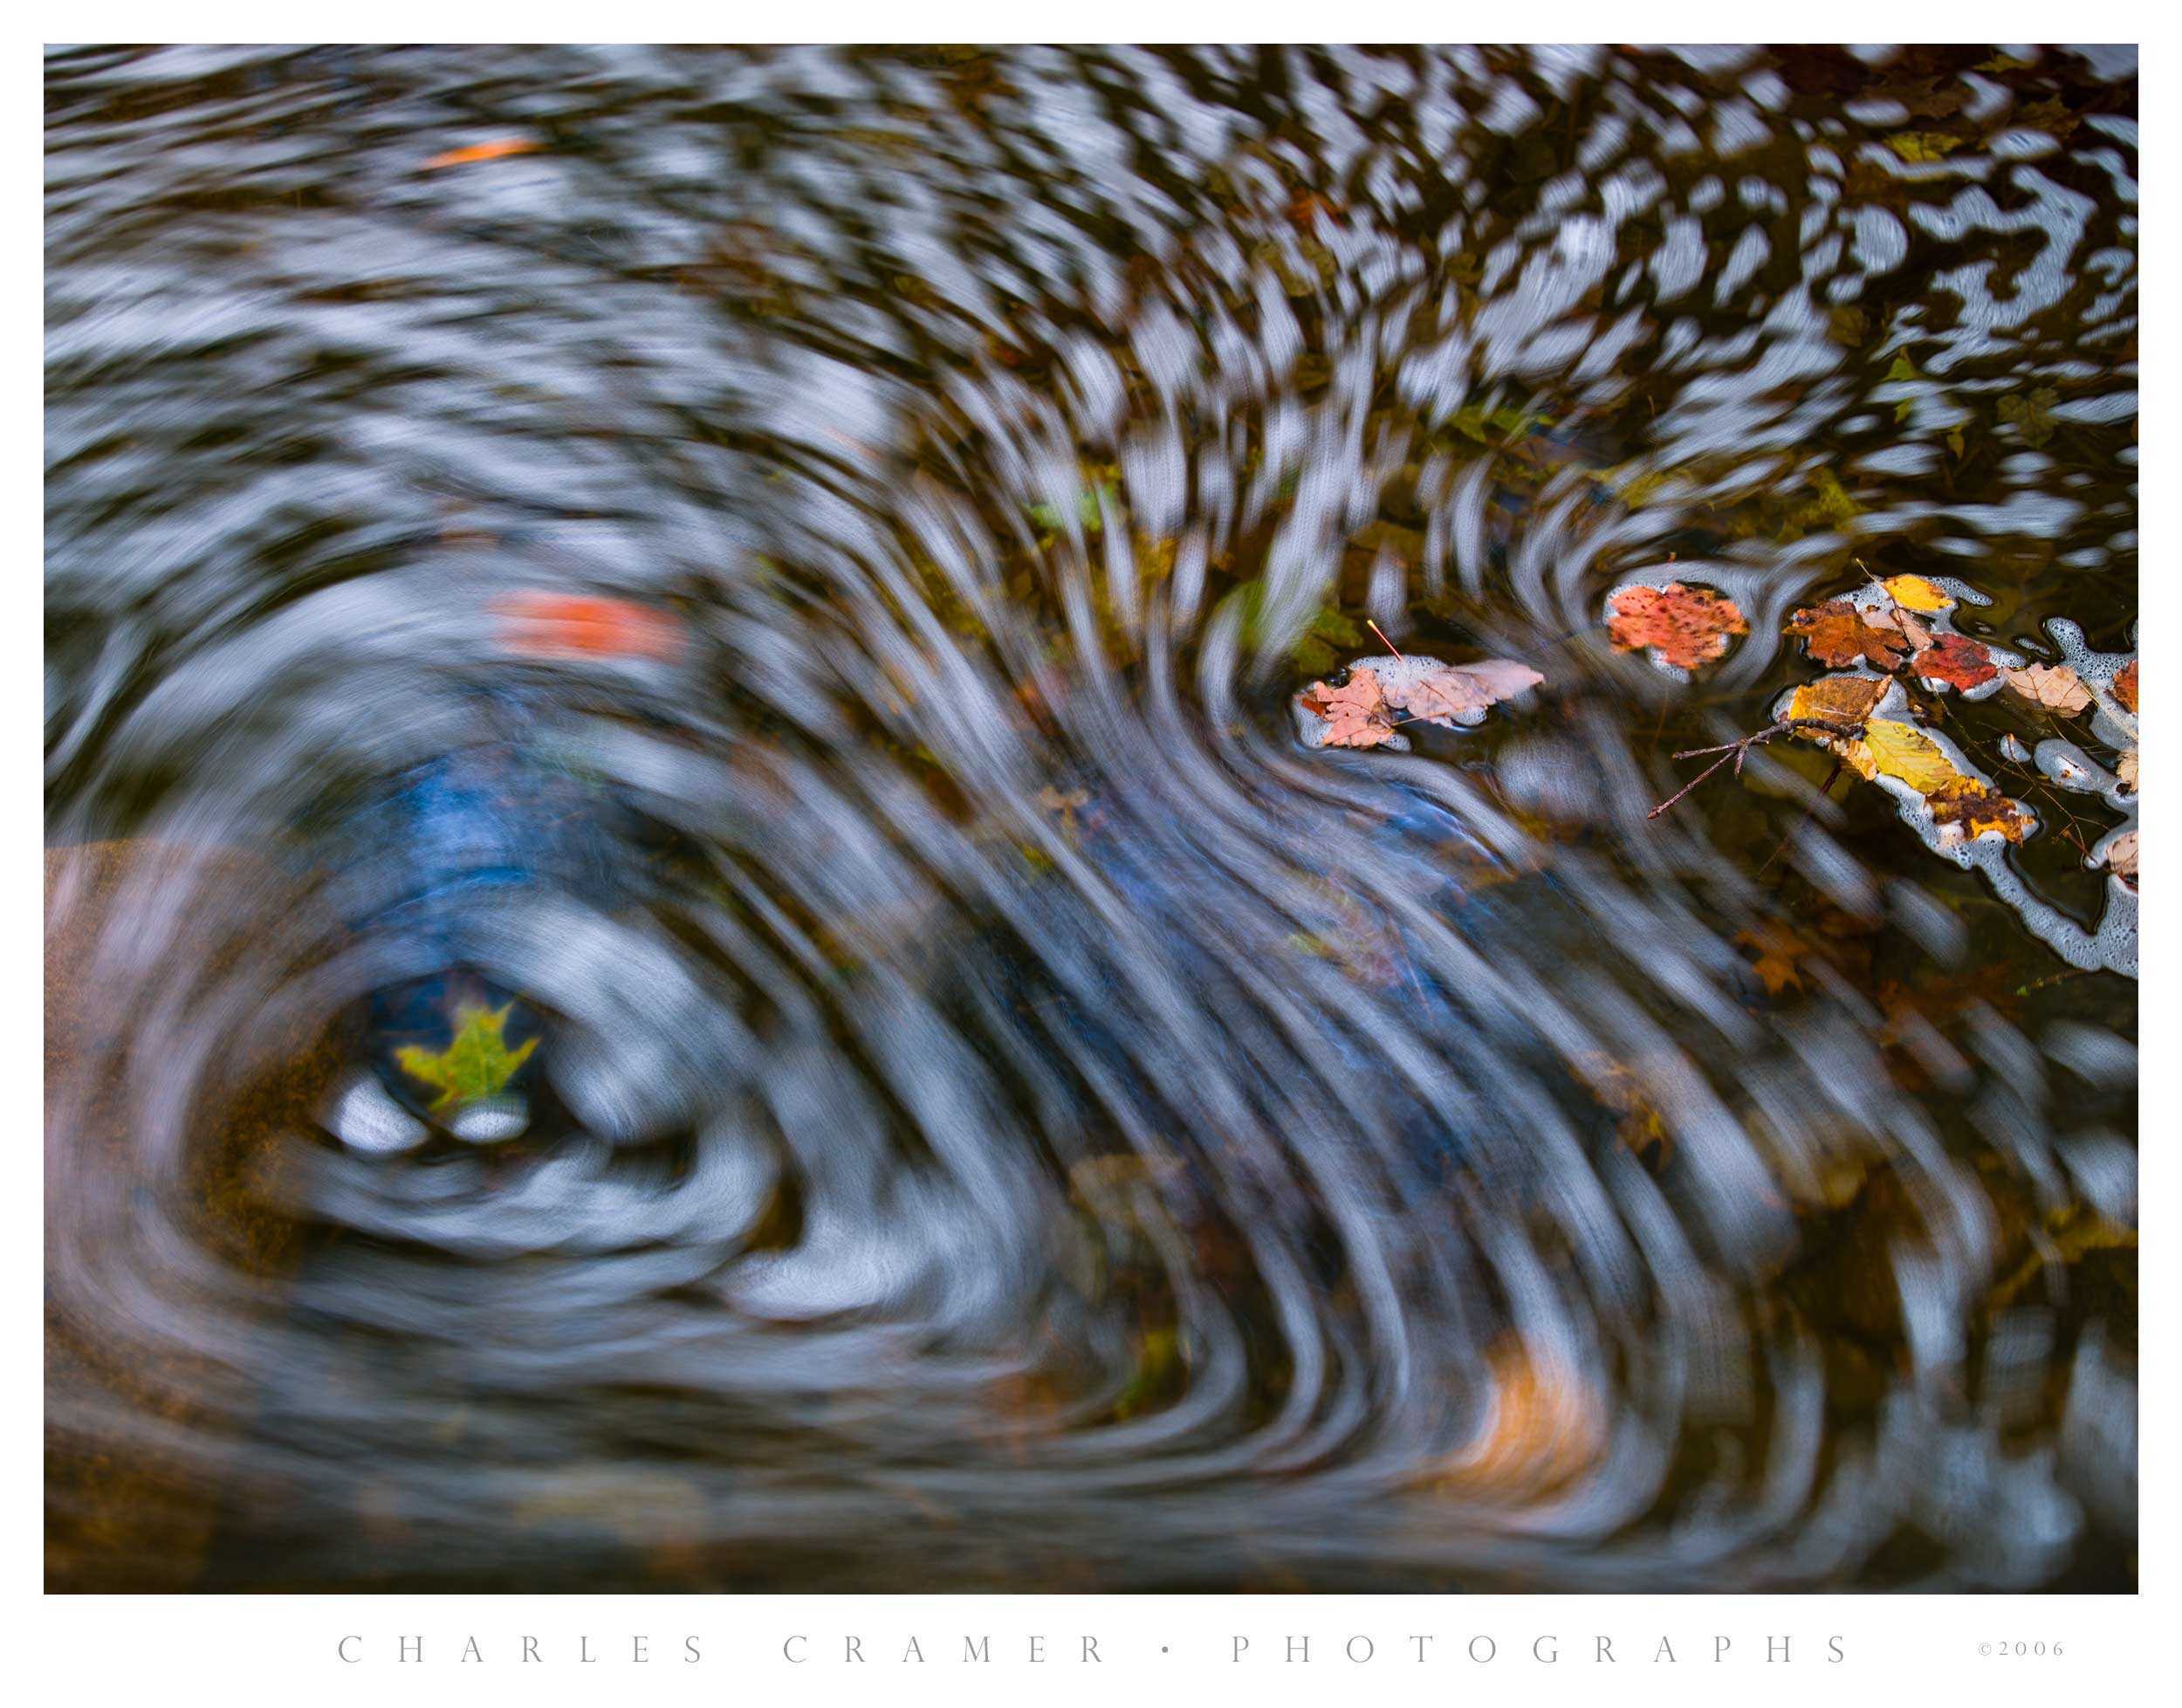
[1607,582,1748,670]
[2113,659,2138,714]
[1911,632,1998,691]
[1790,600,1914,670]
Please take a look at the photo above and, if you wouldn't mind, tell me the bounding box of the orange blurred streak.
[422,138,543,169]
[489,593,684,662]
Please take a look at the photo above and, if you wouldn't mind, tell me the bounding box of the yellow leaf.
[1886,132,1962,163]
[1848,718,1964,793]
[1882,573,1952,613]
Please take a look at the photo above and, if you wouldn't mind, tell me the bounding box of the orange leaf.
[1606,581,1747,669]
[1786,673,1888,732]
[2114,659,2138,714]
[1789,599,1913,670]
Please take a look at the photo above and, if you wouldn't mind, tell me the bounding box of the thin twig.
[1366,619,1403,661]
[1646,717,1860,821]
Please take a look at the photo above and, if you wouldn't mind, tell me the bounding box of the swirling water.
[45,45,2137,1592]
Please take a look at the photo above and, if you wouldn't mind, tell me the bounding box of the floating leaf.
[1298,655,1540,747]
[396,1004,539,1115]
[2107,830,2138,882]
[2001,662,2092,715]
[1912,632,1998,691]
[1882,573,1952,613]
[1851,717,1966,795]
[1383,657,1545,727]
[1606,581,1748,669]
[1790,599,1912,670]
[423,138,542,169]
[1805,716,2034,846]
[2113,659,2138,714]
[1434,1339,1605,1500]
[1786,673,1888,732]
[1299,669,1396,750]
[2118,749,2138,792]
[1927,779,2035,845]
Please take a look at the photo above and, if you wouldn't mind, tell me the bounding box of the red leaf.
[1911,632,1997,691]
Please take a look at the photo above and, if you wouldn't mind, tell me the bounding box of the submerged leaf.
[1736,923,1809,998]
[1997,388,2060,449]
[1885,132,1963,163]
[1606,581,1748,669]
[396,1004,539,1115]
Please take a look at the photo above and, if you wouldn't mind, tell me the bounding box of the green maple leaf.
[396,1004,538,1115]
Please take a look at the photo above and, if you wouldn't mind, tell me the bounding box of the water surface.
[45,44,2137,1592]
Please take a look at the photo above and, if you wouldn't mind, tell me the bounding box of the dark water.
[45,45,2137,1592]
